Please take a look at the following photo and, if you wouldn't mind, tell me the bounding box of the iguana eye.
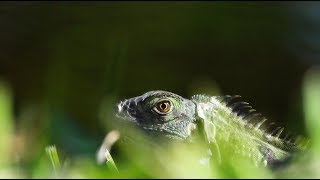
[154,100,173,115]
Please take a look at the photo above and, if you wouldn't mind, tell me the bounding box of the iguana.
[115,90,309,170]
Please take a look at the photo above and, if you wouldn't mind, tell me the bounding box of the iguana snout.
[116,99,138,122]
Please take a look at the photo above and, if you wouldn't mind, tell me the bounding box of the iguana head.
[116,90,197,140]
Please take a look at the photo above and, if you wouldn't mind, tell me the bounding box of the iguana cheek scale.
[116,90,308,168]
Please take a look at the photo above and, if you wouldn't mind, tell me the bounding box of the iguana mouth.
[140,126,188,140]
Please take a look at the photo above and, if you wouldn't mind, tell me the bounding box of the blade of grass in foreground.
[0,79,13,167]
[96,130,120,174]
[303,66,320,152]
[105,149,119,174]
[45,145,61,177]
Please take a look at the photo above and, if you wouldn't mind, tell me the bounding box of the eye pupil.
[160,103,167,110]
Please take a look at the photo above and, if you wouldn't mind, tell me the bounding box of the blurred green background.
[1,1,320,178]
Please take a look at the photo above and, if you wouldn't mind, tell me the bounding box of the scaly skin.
[116,90,308,169]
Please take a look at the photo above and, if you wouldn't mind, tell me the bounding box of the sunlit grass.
[45,145,61,177]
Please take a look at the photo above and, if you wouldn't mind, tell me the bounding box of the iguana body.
[116,90,307,169]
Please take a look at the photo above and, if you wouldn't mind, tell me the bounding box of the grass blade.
[45,145,61,177]
[105,149,119,174]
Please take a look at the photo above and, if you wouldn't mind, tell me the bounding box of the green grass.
[1,67,320,178]
[105,148,119,174]
[45,145,61,177]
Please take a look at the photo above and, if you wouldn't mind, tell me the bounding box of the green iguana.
[115,90,309,170]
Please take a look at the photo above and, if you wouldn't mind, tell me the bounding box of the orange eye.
[154,100,172,114]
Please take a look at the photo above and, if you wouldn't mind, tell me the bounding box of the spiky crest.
[215,95,307,152]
